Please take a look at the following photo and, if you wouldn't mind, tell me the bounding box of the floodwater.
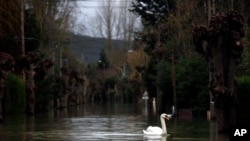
[0,103,229,141]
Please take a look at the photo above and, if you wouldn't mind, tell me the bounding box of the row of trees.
[1,0,144,121]
[128,0,250,133]
[0,0,145,118]
[80,2,250,131]
[0,0,86,121]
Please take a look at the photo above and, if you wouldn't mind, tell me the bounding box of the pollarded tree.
[57,67,69,109]
[0,52,15,121]
[57,68,84,108]
[19,52,40,115]
[193,10,245,132]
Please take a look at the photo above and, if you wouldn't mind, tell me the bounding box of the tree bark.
[193,11,244,133]
[209,34,237,132]
[24,52,40,115]
[0,52,15,121]
[25,68,35,115]
[171,54,177,114]
[57,67,70,109]
[20,0,25,56]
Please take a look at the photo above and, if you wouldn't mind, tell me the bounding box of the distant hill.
[70,33,129,63]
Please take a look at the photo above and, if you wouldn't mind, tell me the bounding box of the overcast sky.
[71,1,98,35]
[71,0,140,37]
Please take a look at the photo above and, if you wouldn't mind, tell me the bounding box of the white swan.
[143,113,169,135]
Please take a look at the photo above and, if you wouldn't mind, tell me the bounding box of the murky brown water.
[0,103,228,141]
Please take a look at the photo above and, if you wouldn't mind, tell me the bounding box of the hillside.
[70,33,128,63]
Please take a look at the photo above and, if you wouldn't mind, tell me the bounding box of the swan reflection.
[143,135,167,141]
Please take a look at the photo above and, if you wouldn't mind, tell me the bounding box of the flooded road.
[0,103,228,141]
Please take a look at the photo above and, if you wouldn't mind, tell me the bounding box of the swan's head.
[160,113,169,120]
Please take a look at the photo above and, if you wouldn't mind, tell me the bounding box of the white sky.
[71,1,98,35]
[71,0,141,37]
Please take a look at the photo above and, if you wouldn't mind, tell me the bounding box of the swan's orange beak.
[165,115,169,120]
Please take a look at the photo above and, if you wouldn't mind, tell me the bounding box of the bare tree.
[90,0,139,50]
[116,0,138,49]
[91,0,116,50]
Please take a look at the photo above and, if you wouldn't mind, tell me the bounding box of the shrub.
[4,73,26,115]
[35,76,59,112]
[175,57,209,116]
[236,76,250,125]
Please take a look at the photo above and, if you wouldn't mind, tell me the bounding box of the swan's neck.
[160,116,167,135]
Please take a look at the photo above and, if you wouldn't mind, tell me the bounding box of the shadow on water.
[0,103,229,141]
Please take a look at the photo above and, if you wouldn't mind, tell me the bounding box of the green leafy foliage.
[105,76,117,88]
[237,25,250,75]
[4,73,26,115]
[142,58,157,98]
[156,60,173,106]
[35,76,60,112]
[116,78,133,103]
[175,57,209,116]
[236,76,250,125]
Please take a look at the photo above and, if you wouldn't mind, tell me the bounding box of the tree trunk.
[208,0,211,25]
[193,11,244,133]
[230,0,234,9]
[0,88,4,121]
[23,52,40,115]
[57,67,70,109]
[25,65,35,115]
[209,34,237,132]
[0,78,5,121]
[156,87,163,113]
[171,54,177,114]
[20,0,25,56]
[59,94,70,108]
[0,52,15,121]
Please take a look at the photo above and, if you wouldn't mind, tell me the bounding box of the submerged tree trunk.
[193,10,244,132]
[209,33,238,132]
[0,52,14,121]
[58,67,70,109]
[22,52,40,115]
[25,67,35,115]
